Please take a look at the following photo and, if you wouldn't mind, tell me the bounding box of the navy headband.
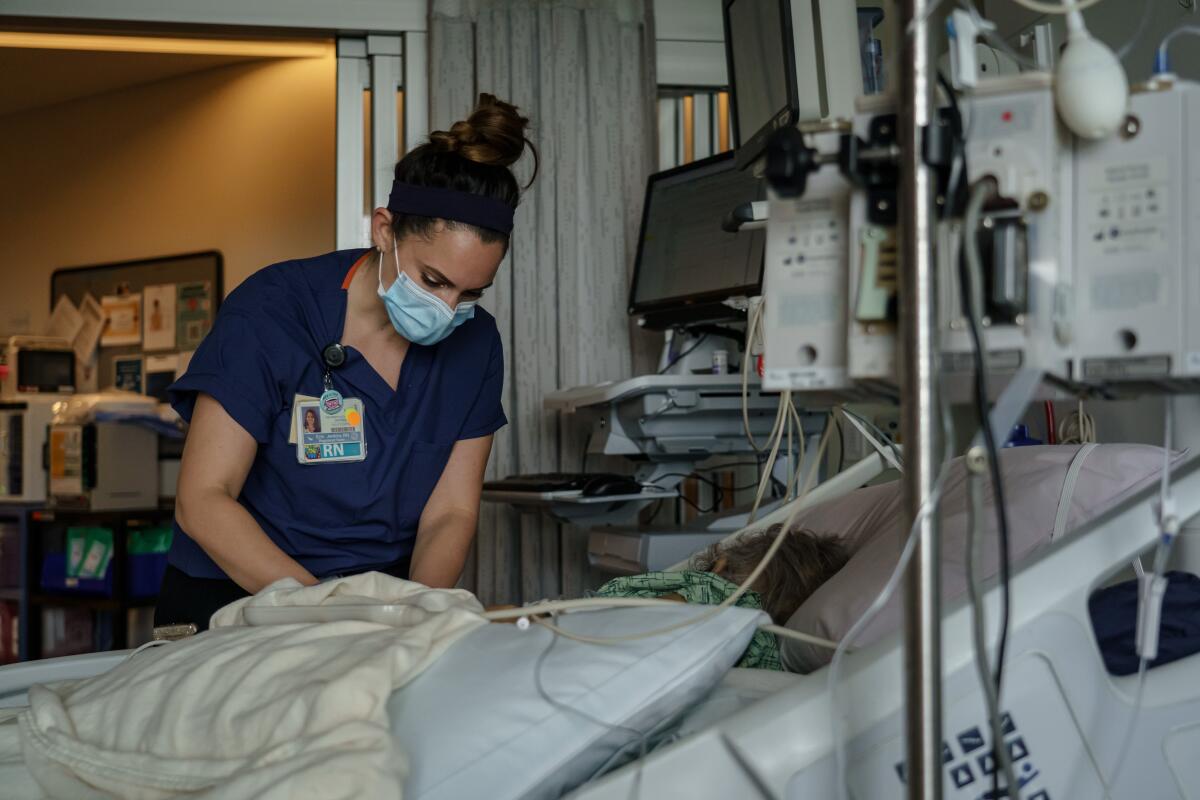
[386,181,515,235]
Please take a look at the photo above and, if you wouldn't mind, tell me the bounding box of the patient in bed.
[594,525,848,670]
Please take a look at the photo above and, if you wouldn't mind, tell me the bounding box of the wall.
[983,0,1200,82]
[0,50,336,336]
[654,0,900,87]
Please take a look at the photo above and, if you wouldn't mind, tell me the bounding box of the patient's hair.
[691,526,849,625]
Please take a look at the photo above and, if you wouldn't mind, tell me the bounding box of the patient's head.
[691,526,849,624]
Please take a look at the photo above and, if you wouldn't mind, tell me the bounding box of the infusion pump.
[762,75,1200,399]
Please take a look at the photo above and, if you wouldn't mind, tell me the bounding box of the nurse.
[155,94,535,629]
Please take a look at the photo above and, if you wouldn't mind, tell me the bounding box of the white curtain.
[430,0,659,604]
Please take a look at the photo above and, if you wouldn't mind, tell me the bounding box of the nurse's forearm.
[178,488,318,593]
[409,509,477,588]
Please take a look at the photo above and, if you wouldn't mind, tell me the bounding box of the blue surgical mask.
[376,245,476,345]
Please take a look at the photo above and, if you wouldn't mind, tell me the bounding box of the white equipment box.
[938,75,1075,395]
[0,397,58,503]
[763,129,860,396]
[1071,78,1200,390]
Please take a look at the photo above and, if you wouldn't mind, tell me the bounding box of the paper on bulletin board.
[73,294,104,363]
[100,294,142,347]
[145,354,178,401]
[142,284,177,351]
[177,282,212,349]
[75,351,99,393]
[113,355,144,394]
[47,295,83,342]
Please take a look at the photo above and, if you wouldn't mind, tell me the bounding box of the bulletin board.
[50,251,223,399]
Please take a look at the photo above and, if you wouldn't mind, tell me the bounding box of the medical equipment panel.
[0,337,75,398]
[845,100,901,387]
[0,397,56,503]
[1070,80,1200,390]
[627,152,766,330]
[762,130,858,393]
[47,422,157,511]
[938,77,1075,392]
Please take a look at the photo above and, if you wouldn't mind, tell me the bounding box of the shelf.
[0,588,21,601]
[28,593,157,610]
[29,507,174,526]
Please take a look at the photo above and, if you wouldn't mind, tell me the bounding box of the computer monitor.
[627,151,766,330]
[723,0,800,170]
[723,0,863,170]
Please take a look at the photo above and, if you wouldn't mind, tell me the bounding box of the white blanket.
[1,573,486,800]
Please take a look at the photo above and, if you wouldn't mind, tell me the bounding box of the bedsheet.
[0,573,486,800]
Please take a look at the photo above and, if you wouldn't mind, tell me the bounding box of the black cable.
[942,69,1013,798]
[937,70,968,218]
[676,492,713,515]
[841,406,903,468]
[658,333,709,375]
[648,472,762,493]
[833,414,845,474]
[580,431,593,474]
[957,188,1013,799]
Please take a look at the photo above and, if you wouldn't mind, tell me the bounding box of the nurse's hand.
[176,393,319,593]
[410,434,493,589]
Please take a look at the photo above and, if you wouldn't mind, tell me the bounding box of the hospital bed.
[569,450,1200,799]
[1,449,1196,799]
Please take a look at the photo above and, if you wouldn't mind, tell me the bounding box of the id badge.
[295,396,366,464]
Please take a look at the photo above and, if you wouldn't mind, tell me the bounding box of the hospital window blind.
[657,88,733,171]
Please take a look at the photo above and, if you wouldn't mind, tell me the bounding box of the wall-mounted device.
[1,336,75,398]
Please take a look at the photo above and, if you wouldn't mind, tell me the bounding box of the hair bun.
[429,93,531,169]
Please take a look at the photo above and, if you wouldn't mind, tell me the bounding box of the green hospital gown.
[595,570,782,670]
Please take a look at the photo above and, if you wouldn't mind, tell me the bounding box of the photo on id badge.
[296,398,366,464]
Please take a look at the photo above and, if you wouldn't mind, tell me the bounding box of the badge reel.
[321,343,346,413]
[294,343,367,465]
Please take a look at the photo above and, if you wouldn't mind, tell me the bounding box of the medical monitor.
[724,0,864,170]
[723,0,803,170]
[628,151,766,330]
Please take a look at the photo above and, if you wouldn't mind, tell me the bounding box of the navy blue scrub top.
[167,248,507,579]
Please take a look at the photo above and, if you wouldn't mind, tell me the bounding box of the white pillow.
[388,604,765,800]
[782,444,1180,673]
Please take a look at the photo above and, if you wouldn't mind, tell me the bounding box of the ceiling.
[0,30,331,117]
[0,47,265,117]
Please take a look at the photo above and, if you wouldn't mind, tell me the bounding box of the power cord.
[658,333,709,375]
[1057,399,1096,444]
[742,299,767,452]
[962,178,1015,800]
[964,450,1019,796]
[487,419,836,646]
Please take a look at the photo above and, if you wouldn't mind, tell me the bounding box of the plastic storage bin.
[41,553,113,595]
[39,552,167,598]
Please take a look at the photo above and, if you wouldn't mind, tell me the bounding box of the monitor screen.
[726,0,792,152]
[629,152,766,320]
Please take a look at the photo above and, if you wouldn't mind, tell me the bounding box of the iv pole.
[899,0,944,796]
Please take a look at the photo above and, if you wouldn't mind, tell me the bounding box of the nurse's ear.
[370,207,396,252]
